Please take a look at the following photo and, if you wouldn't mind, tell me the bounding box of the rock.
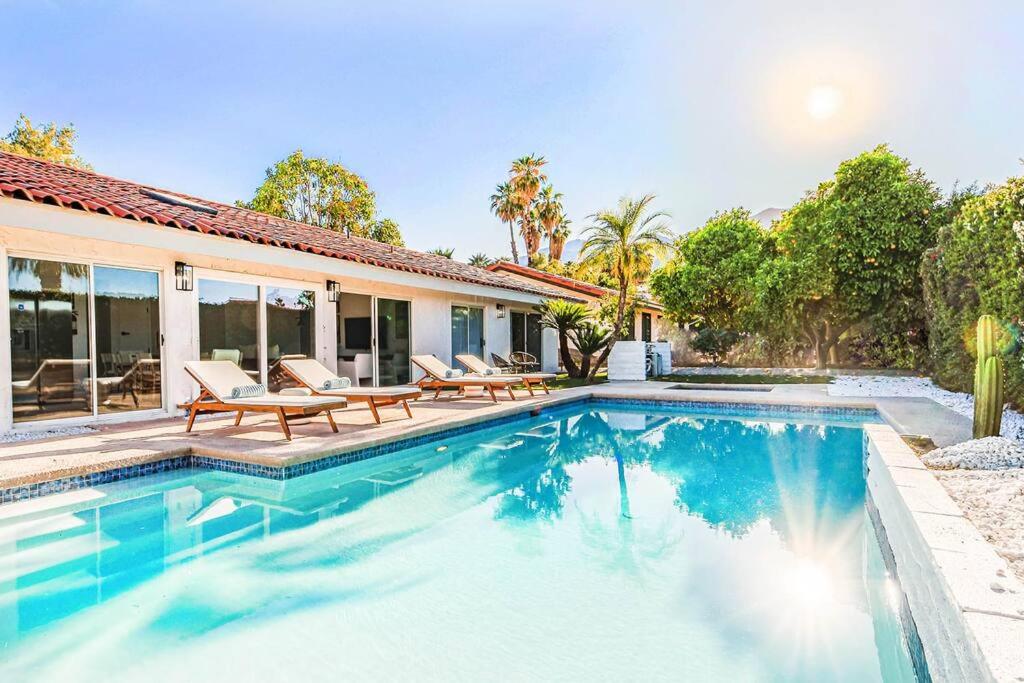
[921,437,1024,470]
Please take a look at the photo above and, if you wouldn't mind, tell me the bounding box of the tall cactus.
[973,315,1004,438]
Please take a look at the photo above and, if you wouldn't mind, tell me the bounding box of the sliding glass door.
[8,257,163,423]
[451,305,484,362]
[375,298,410,386]
[198,279,259,378]
[510,311,542,365]
[266,286,315,391]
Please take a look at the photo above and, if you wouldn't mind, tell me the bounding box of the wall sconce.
[326,280,341,302]
[496,303,506,319]
[174,261,193,291]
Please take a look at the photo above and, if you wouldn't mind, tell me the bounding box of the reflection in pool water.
[0,403,917,681]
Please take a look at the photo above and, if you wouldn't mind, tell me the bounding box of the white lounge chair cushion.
[185,361,342,407]
[279,387,313,396]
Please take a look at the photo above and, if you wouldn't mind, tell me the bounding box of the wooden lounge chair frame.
[410,355,520,402]
[455,354,553,396]
[183,362,346,441]
[278,359,421,425]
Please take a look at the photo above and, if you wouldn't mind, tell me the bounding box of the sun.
[805,84,844,121]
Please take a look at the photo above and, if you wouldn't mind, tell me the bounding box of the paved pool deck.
[0,380,972,490]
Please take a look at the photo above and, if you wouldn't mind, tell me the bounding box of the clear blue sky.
[2,1,1022,257]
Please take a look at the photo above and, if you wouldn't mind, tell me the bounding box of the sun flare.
[806,85,843,121]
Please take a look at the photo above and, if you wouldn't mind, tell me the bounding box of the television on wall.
[344,317,372,349]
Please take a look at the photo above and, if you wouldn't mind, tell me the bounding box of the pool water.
[0,402,917,681]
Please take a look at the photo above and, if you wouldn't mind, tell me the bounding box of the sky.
[2,0,1022,257]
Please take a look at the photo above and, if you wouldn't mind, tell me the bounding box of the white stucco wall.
[0,201,554,431]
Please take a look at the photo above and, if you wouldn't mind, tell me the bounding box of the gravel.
[829,374,1024,444]
[0,425,96,443]
[921,437,1024,470]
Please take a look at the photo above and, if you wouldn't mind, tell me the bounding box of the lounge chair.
[455,354,555,396]
[183,361,347,440]
[279,358,422,424]
[410,355,521,402]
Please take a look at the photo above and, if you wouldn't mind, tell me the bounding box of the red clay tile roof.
[0,151,577,301]
[486,261,663,310]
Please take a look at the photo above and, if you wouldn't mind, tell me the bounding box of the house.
[0,151,575,431]
[485,261,669,347]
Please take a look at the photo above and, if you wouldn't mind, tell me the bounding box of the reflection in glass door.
[510,311,542,365]
[94,266,162,414]
[197,280,259,378]
[451,305,484,362]
[8,257,92,422]
[266,286,315,391]
[375,299,411,386]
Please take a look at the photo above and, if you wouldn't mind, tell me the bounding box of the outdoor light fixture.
[174,261,193,291]
[496,303,506,319]
[326,280,341,302]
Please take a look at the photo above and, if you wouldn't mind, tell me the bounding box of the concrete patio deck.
[0,381,972,491]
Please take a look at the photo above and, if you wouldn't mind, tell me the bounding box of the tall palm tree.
[535,185,564,242]
[490,182,522,264]
[578,194,674,380]
[467,252,492,267]
[549,217,572,261]
[510,155,547,260]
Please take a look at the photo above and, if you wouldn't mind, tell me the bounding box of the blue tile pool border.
[1,396,880,505]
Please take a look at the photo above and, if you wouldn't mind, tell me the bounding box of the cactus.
[973,315,1004,438]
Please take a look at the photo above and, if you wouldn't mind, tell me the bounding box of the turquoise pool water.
[0,402,917,681]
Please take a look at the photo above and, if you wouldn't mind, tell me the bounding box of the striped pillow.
[230,383,267,399]
[322,377,352,390]
[444,369,464,378]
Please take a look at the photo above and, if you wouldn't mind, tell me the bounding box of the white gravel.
[0,425,95,443]
[934,468,1024,582]
[829,374,1024,444]
[921,437,1024,470]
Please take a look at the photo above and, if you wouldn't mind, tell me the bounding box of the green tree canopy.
[241,150,377,236]
[367,218,405,247]
[757,144,940,367]
[1,114,90,169]
[651,208,768,330]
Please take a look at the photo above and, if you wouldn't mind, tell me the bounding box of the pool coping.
[865,424,1024,682]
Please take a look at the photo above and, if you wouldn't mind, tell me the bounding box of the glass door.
[266,286,315,391]
[197,279,259,379]
[374,298,411,386]
[451,305,484,363]
[510,311,543,365]
[8,257,164,424]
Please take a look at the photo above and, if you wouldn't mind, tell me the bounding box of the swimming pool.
[0,401,919,681]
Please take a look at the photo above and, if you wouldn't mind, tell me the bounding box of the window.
[451,306,484,361]
[510,311,542,364]
[641,312,652,343]
[8,258,163,423]
[266,286,315,391]
[198,279,259,378]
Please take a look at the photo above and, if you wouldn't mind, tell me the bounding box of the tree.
[0,114,90,169]
[241,150,376,236]
[651,208,768,330]
[578,195,674,380]
[510,155,548,259]
[549,218,572,261]
[490,182,523,264]
[467,253,492,267]
[759,145,940,368]
[535,185,564,255]
[690,328,742,366]
[367,218,405,247]
[569,322,612,378]
[537,299,591,378]
[427,247,454,258]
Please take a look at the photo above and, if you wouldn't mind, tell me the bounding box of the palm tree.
[490,182,522,264]
[537,299,590,378]
[535,185,564,242]
[549,217,572,261]
[467,252,492,267]
[510,155,547,260]
[427,247,455,258]
[578,194,674,380]
[570,322,612,378]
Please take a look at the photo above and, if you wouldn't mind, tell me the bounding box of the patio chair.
[490,353,518,373]
[455,354,555,396]
[410,355,521,402]
[280,358,422,424]
[509,351,541,373]
[183,360,347,440]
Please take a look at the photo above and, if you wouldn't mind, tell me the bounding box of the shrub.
[691,329,742,366]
